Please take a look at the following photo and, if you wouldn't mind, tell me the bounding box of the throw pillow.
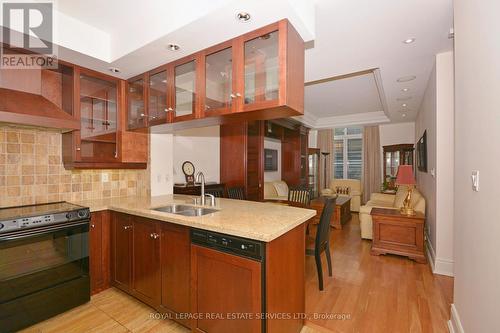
[273,182,289,197]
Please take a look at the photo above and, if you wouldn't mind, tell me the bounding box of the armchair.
[321,179,363,212]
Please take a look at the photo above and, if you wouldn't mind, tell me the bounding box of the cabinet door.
[172,56,198,122]
[203,41,236,116]
[242,28,280,111]
[246,121,264,201]
[111,213,133,289]
[128,75,147,129]
[78,71,119,162]
[148,69,169,126]
[132,217,161,304]
[191,245,262,333]
[160,224,190,321]
[89,211,111,295]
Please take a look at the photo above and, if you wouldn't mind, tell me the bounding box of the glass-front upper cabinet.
[148,69,169,126]
[128,76,146,129]
[172,57,197,121]
[243,29,279,108]
[204,43,234,115]
[79,72,118,162]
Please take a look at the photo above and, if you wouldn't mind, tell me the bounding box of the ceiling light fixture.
[402,113,407,117]
[167,43,180,51]
[108,67,120,73]
[402,88,410,92]
[402,103,408,107]
[403,38,416,44]
[397,75,416,82]
[236,12,251,22]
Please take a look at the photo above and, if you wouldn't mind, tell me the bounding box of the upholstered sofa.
[264,181,289,201]
[359,185,426,239]
[321,179,363,212]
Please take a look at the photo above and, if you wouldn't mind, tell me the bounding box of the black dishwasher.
[191,229,266,333]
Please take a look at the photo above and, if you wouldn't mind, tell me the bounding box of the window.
[333,127,363,180]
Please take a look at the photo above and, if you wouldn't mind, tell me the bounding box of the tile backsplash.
[0,125,150,207]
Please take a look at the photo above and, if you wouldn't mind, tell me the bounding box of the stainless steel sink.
[175,208,218,217]
[153,204,195,213]
[153,205,218,216]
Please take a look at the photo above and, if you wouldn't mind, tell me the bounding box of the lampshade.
[395,165,416,185]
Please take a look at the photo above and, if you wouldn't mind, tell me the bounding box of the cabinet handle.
[76,147,81,151]
[168,107,174,112]
[150,233,159,239]
[230,93,237,99]
[91,224,95,228]
[235,92,242,97]
[123,225,132,230]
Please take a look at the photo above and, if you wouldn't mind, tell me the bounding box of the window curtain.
[317,129,333,189]
[362,125,382,203]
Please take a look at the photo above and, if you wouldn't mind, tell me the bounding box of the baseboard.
[425,233,454,277]
[448,304,465,333]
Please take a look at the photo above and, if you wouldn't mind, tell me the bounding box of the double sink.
[153,204,218,217]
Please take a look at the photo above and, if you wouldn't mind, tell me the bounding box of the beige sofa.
[321,179,363,212]
[264,181,289,201]
[359,185,426,239]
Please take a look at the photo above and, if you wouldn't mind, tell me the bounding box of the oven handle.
[0,220,89,241]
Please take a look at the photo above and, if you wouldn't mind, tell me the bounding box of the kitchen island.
[76,195,316,333]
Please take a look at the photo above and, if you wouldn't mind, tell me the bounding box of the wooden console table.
[370,208,426,263]
[310,196,351,229]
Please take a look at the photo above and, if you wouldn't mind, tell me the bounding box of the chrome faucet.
[196,172,206,205]
[195,172,216,207]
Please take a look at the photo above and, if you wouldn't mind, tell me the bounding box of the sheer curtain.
[317,129,333,189]
[362,125,382,203]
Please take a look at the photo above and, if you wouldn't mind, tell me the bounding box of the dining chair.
[205,185,225,198]
[306,196,336,291]
[287,185,312,208]
[227,186,246,200]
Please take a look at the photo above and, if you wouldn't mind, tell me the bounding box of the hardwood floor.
[305,213,454,333]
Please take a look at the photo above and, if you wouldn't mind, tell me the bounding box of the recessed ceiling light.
[167,43,180,51]
[402,88,410,92]
[397,75,416,82]
[236,12,251,22]
[402,113,407,117]
[108,67,120,73]
[403,38,416,44]
[396,96,412,101]
[402,103,408,107]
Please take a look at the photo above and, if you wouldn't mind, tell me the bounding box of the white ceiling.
[303,0,453,124]
[305,72,383,118]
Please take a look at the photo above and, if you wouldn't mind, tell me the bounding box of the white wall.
[415,51,454,277]
[379,122,415,147]
[264,138,282,182]
[150,133,174,196]
[451,1,500,332]
[172,126,220,183]
[308,129,318,148]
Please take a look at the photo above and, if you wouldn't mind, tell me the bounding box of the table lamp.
[395,165,416,216]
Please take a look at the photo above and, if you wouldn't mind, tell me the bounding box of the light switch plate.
[102,173,109,182]
[471,170,480,192]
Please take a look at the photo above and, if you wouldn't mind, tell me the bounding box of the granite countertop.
[72,195,316,242]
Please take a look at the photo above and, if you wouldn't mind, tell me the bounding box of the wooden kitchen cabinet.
[111,212,133,291]
[127,74,148,130]
[132,217,161,305]
[148,68,170,126]
[89,211,111,295]
[62,68,148,169]
[160,223,191,326]
[191,244,262,333]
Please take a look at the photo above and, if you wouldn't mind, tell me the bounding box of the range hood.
[0,67,79,131]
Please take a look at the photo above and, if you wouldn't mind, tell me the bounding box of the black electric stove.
[0,202,91,332]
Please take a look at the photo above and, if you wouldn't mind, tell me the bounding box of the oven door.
[0,220,90,332]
